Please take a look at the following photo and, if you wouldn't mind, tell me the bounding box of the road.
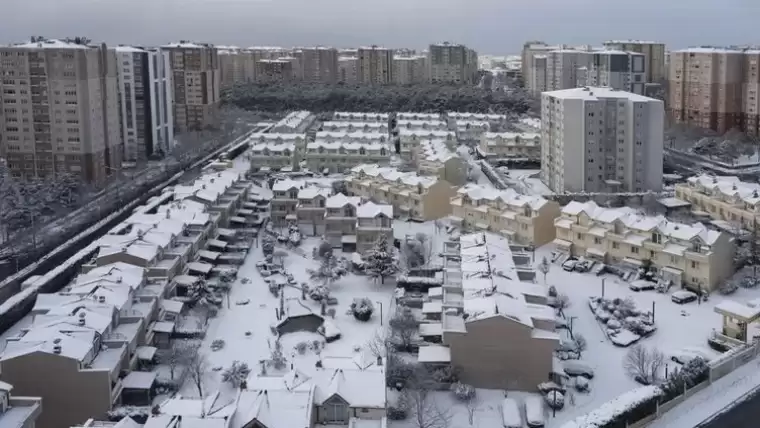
[698,388,760,428]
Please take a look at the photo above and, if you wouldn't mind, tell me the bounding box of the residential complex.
[0,38,122,183]
[428,42,479,84]
[218,46,255,87]
[293,47,339,83]
[346,164,457,220]
[674,174,760,228]
[255,59,294,83]
[416,233,559,390]
[114,46,174,162]
[450,184,560,246]
[305,140,392,173]
[358,46,393,84]
[478,132,541,160]
[541,87,664,193]
[398,129,455,160]
[553,200,734,291]
[603,40,667,82]
[161,42,221,132]
[337,56,359,83]
[412,138,468,186]
[271,110,316,133]
[392,55,428,84]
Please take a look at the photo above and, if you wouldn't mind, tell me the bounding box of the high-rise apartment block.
[338,56,358,83]
[393,55,428,84]
[522,41,562,93]
[745,50,760,137]
[161,42,220,133]
[218,46,255,87]
[603,40,667,82]
[0,39,122,183]
[577,50,647,95]
[428,42,478,84]
[293,47,339,83]
[255,59,293,83]
[114,46,174,162]
[546,48,591,91]
[358,46,393,84]
[541,87,664,193]
[668,48,744,134]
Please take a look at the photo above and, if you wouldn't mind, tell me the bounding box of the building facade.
[162,42,220,132]
[478,132,541,160]
[603,40,667,82]
[745,50,760,137]
[541,87,664,193]
[392,55,428,85]
[255,59,294,83]
[305,140,392,173]
[0,38,121,183]
[115,46,174,162]
[428,42,478,84]
[577,50,647,94]
[218,46,255,87]
[337,56,359,84]
[358,47,393,85]
[294,47,339,83]
[413,139,468,186]
[674,174,760,228]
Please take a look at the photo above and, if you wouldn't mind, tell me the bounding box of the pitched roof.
[357,202,393,218]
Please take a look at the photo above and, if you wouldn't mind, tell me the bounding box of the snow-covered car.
[574,376,589,392]
[501,398,523,428]
[668,348,712,365]
[563,361,595,379]
[255,261,267,268]
[629,280,656,292]
[671,290,698,304]
[525,395,545,427]
[574,259,593,273]
[562,258,578,272]
[257,267,273,277]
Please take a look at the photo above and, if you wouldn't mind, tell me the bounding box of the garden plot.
[588,296,657,347]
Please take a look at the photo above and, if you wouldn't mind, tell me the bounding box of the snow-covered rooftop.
[12,39,90,49]
[482,132,541,142]
[273,111,313,130]
[398,129,455,139]
[685,174,760,206]
[252,133,305,142]
[250,142,295,153]
[321,121,388,130]
[456,183,549,210]
[544,86,659,102]
[307,140,390,152]
[161,42,208,49]
[114,46,146,53]
[350,164,439,188]
[418,139,458,163]
[315,131,388,141]
[396,112,442,120]
[297,187,332,200]
[447,112,507,121]
[333,112,389,121]
[356,201,393,218]
[561,201,722,245]
[325,193,362,209]
[232,388,314,428]
[396,119,448,128]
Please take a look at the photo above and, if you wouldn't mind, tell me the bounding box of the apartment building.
[554,200,734,291]
[530,55,548,93]
[0,382,41,428]
[674,174,760,228]
[333,111,389,122]
[604,40,667,82]
[316,131,389,145]
[346,164,456,220]
[418,233,558,391]
[450,185,560,246]
[293,47,339,83]
[398,129,455,161]
[522,42,562,93]
[0,38,121,183]
[250,141,296,172]
[255,59,293,83]
[161,42,220,132]
[358,46,393,85]
[322,121,389,134]
[428,42,478,84]
[271,110,316,133]
[745,50,760,137]
[115,46,174,162]
[545,48,595,91]
[392,55,428,85]
[218,46,255,87]
[478,132,541,160]
[305,140,392,173]
[577,50,647,95]
[667,48,745,134]
[412,139,468,186]
[541,87,664,193]
[338,56,359,84]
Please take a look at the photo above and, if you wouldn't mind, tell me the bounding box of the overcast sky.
[2,0,758,54]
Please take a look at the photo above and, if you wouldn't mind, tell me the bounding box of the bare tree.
[389,309,419,352]
[572,334,588,359]
[365,329,388,359]
[187,351,210,397]
[624,344,664,385]
[464,394,479,426]
[554,293,570,317]
[407,387,452,428]
[537,256,550,283]
[160,341,198,381]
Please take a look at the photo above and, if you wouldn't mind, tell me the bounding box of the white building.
[315,131,389,144]
[396,112,441,121]
[393,55,428,84]
[398,129,456,161]
[428,42,478,84]
[395,119,449,132]
[413,139,468,186]
[541,87,664,193]
[250,142,296,172]
[305,140,392,173]
[521,41,562,93]
[115,46,174,162]
[333,112,390,123]
[546,48,593,91]
[272,111,316,133]
[577,50,647,94]
[478,132,541,160]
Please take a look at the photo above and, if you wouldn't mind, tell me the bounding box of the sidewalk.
[648,356,760,428]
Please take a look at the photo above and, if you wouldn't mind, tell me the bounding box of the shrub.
[387,406,408,420]
[295,341,308,355]
[351,298,375,322]
[431,365,460,384]
[451,382,476,400]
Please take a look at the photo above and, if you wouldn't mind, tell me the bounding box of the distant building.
[393,55,428,84]
[255,59,294,83]
[218,46,255,87]
[338,56,359,84]
[358,46,393,85]
[428,42,478,84]
[293,47,339,83]
[603,40,667,82]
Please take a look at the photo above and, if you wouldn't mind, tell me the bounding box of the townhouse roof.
[253,133,305,141]
[315,131,388,141]
[396,113,441,119]
[297,187,332,199]
[686,174,760,205]
[321,121,388,129]
[232,388,314,428]
[1,324,97,363]
[398,129,455,138]
[456,183,549,210]
[154,200,212,226]
[325,193,362,209]
[307,141,390,151]
[396,119,448,127]
[74,262,145,288]
[418,139,458,163]
[333,112,389,121]
[482,132,541,141]
[543,86,657,102]
[97,239,160,262]
[274,111,313,130]
[172,170,242,202]
[447,112,507,121]
[350,164,439,188]
[272,179,310,192]
[561,201,721,244]
[250,142,296,153]
[455,120,490,130]
[356,201,393,218]
[158,391,237,420]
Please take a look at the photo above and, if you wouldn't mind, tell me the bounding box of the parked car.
[501,398,523,428]
[671,290,698,304]
[562,258,578,272]
[668,348,713,365]
[574,259,592,273]
[525,395,545,428]
[563,361,595,379]
[629,280,656,292]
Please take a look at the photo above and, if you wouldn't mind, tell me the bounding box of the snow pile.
[588,296,656,347]
[559,385,663,428]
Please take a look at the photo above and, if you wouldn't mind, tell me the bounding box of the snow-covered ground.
[533,244,760,426]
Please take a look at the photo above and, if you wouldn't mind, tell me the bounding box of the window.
[651,232,661,244]
[577,233,582,240]
[631,246,639,254]
[691,261,699,269]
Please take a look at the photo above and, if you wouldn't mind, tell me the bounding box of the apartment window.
[691,261,699,269]
[594,238,601,245]
[631,246,639,254]
[577,233,582,240]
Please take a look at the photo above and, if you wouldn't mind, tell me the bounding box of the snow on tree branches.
[364,235,398,284]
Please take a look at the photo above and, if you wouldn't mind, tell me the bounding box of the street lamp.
[376,300,384,326]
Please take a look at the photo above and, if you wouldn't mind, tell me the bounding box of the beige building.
[521,41,562,93]
[675,174,760,228]
[418,233,558,391]
[428,42,478,84]
[554,201,735,291]
[322,193,394,254]
[346,164,456,220]
[0,382,41,428]
[412,139,468,186]
[358,46,393,84]
[337,56,359,84]
[0,38,122,183]
[478,132,541,160]
[162,42,221,132]
[250,141,296,172]
[744,50,760,137]
[305,140,392,174]
[450,184,560,246]
[325,193,362,248]
[321,121,389,134]
[392,55,428,85]
[218,46,255,87]
[604,40,667,83]
[271,179,308,227]
[356,202,394,254]
[668,48,745,134]
[530,54,548,94]
[398,129,455,161]
[293,47,339,83]
[295,186,332,236]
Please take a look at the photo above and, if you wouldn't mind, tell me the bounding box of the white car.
[671,290,698,304]
[669,348,713,365]
[562,259,578,272]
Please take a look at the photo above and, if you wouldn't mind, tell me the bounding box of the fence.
[709,340,760,383]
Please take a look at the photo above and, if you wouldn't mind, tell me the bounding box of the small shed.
[276,299,324,335]
[121,371,157,406]
[417,345,451,364]
[715,300,760,342]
